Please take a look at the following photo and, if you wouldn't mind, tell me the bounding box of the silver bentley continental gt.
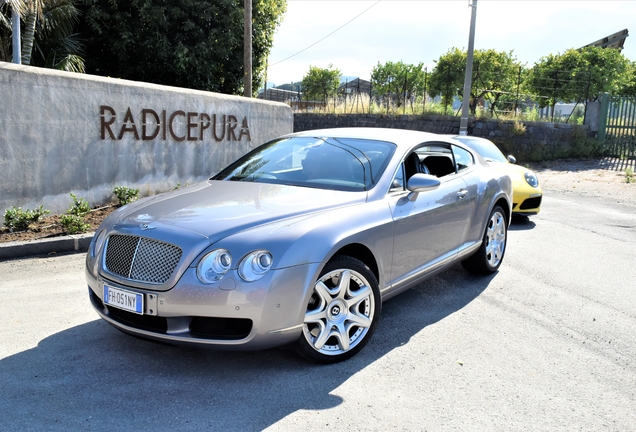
[86,128,512,363]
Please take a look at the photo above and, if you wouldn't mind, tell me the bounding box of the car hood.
[106,180,367,244]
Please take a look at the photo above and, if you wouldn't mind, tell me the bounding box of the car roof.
[289,128,453,149]
[446,135,493,144]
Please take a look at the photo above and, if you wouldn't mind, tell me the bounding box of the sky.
[265,0,636,87]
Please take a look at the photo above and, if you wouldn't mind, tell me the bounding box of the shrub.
[511,121,526,136]
[3,205,50,231]
[570,127,602,158]
[60,214,91,234]
[67,193,91,216]
[114,186,140,205]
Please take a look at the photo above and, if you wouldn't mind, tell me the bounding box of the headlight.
[92,229,107,257]
[238,250,273,282]
[197,249,232,283]
[525,171,539,188]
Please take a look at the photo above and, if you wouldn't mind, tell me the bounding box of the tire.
[297,255,381,364]
[462,205,507,275]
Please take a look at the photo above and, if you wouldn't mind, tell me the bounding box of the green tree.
[470,49,521,115]
[577,47,631,98]
[525,47,632,117]
[619,61,636,97]
[301,64,341,103]
[427,47,466,114]
[79,0,286,95]
[523,52,563,114]
[428,47,521,115]
[371,60,426,109]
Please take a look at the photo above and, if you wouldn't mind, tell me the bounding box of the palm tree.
[1,0,84,72]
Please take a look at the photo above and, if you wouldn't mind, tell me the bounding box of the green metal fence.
[598,94,636,159]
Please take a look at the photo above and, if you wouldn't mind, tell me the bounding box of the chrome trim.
[269,323,304,334]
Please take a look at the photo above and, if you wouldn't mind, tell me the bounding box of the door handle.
[457,189,469,199]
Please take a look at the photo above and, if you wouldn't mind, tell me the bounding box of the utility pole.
[459,0,478,135]
[12,8,21,64]
[244,0,252,98]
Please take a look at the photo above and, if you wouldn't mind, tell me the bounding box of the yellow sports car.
[451,135,542,216]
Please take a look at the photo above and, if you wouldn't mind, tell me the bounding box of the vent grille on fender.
[104,235,182,284]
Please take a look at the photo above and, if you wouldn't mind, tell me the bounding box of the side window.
[452,146,474,173]
[390,164,405,191]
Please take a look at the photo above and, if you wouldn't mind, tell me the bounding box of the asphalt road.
[1,190,635,431]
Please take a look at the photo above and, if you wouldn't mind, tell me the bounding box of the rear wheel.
[462,205,507,274]
[297,256,380,364]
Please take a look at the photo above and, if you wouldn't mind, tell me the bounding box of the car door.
[387,145,473,290]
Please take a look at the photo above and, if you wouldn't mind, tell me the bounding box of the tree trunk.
[21,10,36,65]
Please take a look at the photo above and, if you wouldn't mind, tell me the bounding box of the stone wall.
[0,63,293,214]
[294,113,592,161]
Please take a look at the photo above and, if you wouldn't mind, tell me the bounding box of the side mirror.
[406,174,441,201]
[507,155,517,164]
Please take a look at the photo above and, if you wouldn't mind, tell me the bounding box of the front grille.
[106,306,169,333]
[519,196,542,210]
[190,317,253,340]
[104,235,182,284]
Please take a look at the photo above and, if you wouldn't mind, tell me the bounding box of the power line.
[269,0,382,67]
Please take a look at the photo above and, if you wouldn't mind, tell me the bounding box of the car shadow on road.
[509,215,537,231]
[0,264,494,431]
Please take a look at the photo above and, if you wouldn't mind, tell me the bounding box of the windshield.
[453,137,507,163]
[212,136,396,192]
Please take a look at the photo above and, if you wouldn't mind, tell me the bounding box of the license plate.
[103,285,143,315]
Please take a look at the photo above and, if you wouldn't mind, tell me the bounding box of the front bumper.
[512,192,542,216]
[86,263,322,350]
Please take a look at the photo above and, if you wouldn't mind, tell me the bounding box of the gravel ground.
[531,157,635,205]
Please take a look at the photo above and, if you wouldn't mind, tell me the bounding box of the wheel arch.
[329,243,380,284]
[494,195,511,227]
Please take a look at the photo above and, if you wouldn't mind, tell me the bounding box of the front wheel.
[462,205,507,274]
[297,256,381,364]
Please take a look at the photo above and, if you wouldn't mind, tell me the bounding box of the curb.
[0,233,94,261]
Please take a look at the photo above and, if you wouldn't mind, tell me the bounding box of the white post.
[12,7,21,65]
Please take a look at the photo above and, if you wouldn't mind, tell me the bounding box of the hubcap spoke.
[345,312,371,328]
[334,270,351,299]
[304,307,328,324]
[312,322,331,350]
[344,285,371,309]
[314,280,333,305]
[333,323,350,351]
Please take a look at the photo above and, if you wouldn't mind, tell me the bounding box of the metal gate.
[598,94,636,159]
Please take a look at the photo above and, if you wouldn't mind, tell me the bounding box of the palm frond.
[39,0,80,38]
[3,1,27,16]
[1,1,27,29]
[45,48,84,72]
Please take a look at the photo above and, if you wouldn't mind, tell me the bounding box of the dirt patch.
[1,157,635,244]
[531,157,636,204]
